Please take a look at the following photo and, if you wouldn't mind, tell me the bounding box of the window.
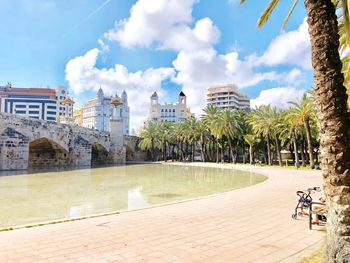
[28,111,39,114]
[47,111,57,115]
[61,90,65,94]
[173,109,175,112]
[47,105,56,109]
[29,105,40,108]
[165,109,168,112]
[15,105,26,108]
[16,110,26,114]
[47,117,56,121]
[161,109,164,112]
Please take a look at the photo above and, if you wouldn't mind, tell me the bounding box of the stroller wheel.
[292,214,297,219]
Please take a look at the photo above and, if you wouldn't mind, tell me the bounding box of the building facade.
[148,91,193,123]
[82,88,111,131]
[73,107,83,126]
[207,84,250,111]
[81,88,130,134]
[121,91,130,135]
[0,84,58,121]
[55,86,75,124]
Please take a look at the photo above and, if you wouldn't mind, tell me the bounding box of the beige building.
[148,91,193,123]
[55,86,75,124]
[73,107,83,126]
[207,84,250,111]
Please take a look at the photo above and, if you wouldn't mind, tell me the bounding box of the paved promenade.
[0,163,325,263]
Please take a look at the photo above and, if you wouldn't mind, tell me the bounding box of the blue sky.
[0,0,313,129]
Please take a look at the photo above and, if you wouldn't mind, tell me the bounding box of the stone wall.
[124,135,148,161]
[0,113,125,170]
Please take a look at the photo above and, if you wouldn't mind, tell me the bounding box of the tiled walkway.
[0,164,325,263]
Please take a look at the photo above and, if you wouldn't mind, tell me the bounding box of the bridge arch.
[28,137,70,168]
[91,142,109,166]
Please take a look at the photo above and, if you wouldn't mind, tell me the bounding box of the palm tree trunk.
[274,137,282,166]
[216,139,219,163]
[304,117,315,168]
[304,0,350,259]
[201,141,205,162]
[228,138,234,163]
[249,145,253,165]
[220,140,224,163]
[292,131,299,168]
[163,142,167,162]
[191,142,195,162]
[151,139,155,162]
[266,134,272,165]
[300,138,306,167]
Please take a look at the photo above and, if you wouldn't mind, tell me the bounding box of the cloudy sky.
[0,0,312,129]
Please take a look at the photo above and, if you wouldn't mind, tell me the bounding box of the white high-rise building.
[121,91,130,135]
[207,84,250,111]
[148,91,193,123]
[82,88,130,134]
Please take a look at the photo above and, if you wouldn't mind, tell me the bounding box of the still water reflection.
[0,164,266,228]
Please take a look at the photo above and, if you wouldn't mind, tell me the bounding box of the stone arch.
[91,142,109,166]
[29,137,70,168]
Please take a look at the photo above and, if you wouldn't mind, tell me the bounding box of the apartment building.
[0,84,58,121]
[207,84,250,111]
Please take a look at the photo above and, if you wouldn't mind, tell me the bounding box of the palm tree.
[288,93,316,168]
[244,134,259,164]
[281,109,303,168]
[202,105,222,163]
[172,122,185,161]
[184,117,198,162]
[221,109,243,163]
[248,105,276,165]
[195,119,210,162]
[139,122,160,161]
[158,122,173,162]
[241,0,350,258]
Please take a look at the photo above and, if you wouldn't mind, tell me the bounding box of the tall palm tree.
[288,93,316,168]
[172,122,186,161]
[158,122,173,162]
[195,119,210,162]
[244,134,259,164]
[184,117,198,162]
[139,122,160,161]
[221,109,243,163]
[241,0,350,259]
[202,105,222,163]
[281,109,303,167]
[248,105,276,165]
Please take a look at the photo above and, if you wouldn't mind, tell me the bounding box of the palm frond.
[281,0,299,32]
[257,0,281,28]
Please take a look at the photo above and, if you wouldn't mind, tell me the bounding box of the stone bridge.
[0,113,125,170]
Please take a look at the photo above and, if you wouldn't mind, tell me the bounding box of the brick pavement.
[0,164,325,263]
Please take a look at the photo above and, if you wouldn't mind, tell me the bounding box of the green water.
[0,164,266,228]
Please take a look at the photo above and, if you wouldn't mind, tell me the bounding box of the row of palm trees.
[139,92,318,168]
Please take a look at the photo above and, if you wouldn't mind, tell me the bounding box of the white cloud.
[98,38,110,53]
[172,49,281,115]
[251,87,306,109]
[65,49,175,129]
[257,19,311,69]
[104,0,220,52]
[65,0,312,130]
